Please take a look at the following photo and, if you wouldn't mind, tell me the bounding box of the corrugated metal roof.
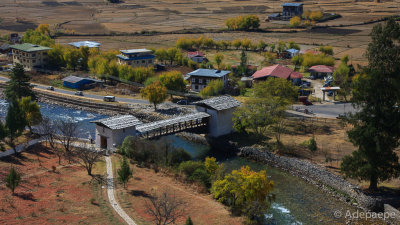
[286,48,300,54]
[91,115,142,130]
[194,95,241,111]
[62,75,102,84]
[120,49,152,54]
[187,69,230,78]
[309,65,335,73]
[251,64,294,79]
[68,41,101,48]
[136,112,210,133]
[282,3,303,7]
[10,43,51,52]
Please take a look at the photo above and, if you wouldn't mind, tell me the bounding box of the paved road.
[0,75,149,104]
[105,156,137,225]
[293,103,358,118]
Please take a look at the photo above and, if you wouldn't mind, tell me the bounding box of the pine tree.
[117,157,133,189]
[5,99,27,154]
[185,216,194,225]
[5,63,35,101]
[5,167,21,194]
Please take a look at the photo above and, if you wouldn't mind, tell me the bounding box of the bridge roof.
[136,112,210,133]
[91,115,142,130]
[194,95,241,111]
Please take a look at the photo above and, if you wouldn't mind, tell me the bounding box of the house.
[68,41,101,49]
[286,48,300,58]
[91,115,142,149]
[187,51,208,63]
[9,33,21,44]
[62,75,103,90]
[186,69,230,92]
[0,43,11,54]
[194,95,241,137]
[117,49,155,68]
[309,65,334,79]
[10,43,51,72]
[251,64,302,82]
[282,3,303,19]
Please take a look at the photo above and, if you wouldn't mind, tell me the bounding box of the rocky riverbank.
[238,146,381,212]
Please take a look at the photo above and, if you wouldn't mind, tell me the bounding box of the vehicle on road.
[47,86,54,91]
[75,91,83,96]
[103,96,115,102]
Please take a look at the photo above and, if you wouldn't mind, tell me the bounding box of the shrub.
[178,161,205,177]
[190,168,211,187]
[168,149,192,166]
[290,16,301,27]
[225,15,260,31]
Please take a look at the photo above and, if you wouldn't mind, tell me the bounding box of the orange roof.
[251,64,294,79]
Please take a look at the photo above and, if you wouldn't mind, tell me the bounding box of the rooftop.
[91,115,142,130]
[286,48,300,54]
[120,49,152,54]
[282,3,303,7]
[194,95,241,111]
[68,41,101,48]
[187,69,230,78]
[62,75,102,84]
[309,65,335,73]
[251,64,294,79]
[187,51,205,57]
[10,43,51,52]
[116,54,155,61]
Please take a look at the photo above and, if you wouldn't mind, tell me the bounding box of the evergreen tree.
[5,99,27,154]
[185,216,194,225]
[5,167,21,194]
[117,157,133,189]
[5,63,35,101]
[341,18,400,191]
[19,96,42,134]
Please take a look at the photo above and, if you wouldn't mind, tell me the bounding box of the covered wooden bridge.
[136,112,210,139]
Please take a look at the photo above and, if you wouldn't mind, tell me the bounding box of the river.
[0,101,356,224]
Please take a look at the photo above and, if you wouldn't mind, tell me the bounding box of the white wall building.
[10,43,51,72]
[194,95,241,137]
[91,115,142,150]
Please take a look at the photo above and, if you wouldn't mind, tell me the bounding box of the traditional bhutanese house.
[91,115,142,150]
[309,65,334,79]
[251,64,301,83]
[0,43,11,54]
[282,3,303,19]
[286,48,300,58]
[68,41,101,49]
[186,69,230,92]
[194,95,241,137]
[187,51,208,63]
[62,75,103,90]
[290,71,303,85]
[117,49,155,68]
[10,43,52,72]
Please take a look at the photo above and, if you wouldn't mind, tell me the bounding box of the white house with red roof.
[251,64,303,84]
[187,51,208,63]
[308,65,334,79]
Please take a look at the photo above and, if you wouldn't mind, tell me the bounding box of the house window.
[206,79,210,84]
[32,53,36,57]
[192,78,195,83]
[33,60,36,63]
[199,79,203,84]
[142,60,145,63]
[43,52,47,56]
[123,128,126,133]
[195,85,199,90]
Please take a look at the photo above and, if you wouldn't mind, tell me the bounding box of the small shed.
[286,48,300,58]
[194,95,241,137]
[282,3,303,19]
[62,75,103,90]
[91,115,142,150]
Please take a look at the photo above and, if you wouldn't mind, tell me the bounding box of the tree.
[277,41,287,53]
[4,167,21,194]
[141,81,168,110]
[289,16,301,27]
[55,119,79,159]
[64,48,81,71]
[37,117,61,163]
[258,40,268,52]
[159,71,187,93]
[79,46,90,71]
[241,38,251,51]
[75,145,102,176]
[185,216,194,225]
[145,190,185,225]
[19,96,42,134]
[319,46,333,55]
[232,39,242,50]
[214,53,224,69]
[333,55,351,101]
[307,135,318,160]
[5,99,27,154]
[117,156,133,189]
[167,47,179,65]
[341,18,400,191]
[47,44,67,69]
[204,157,218,175]
[5,63,35,101]
[37,24,51,35]
[211,166,274,223]
[200,80,223,98]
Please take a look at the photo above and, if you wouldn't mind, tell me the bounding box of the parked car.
[303,100,313,106]
[47,86,54,91]
[75,91,83,96]
[310,75,316,80]
[176,100,188,105]
[103,96,115,102]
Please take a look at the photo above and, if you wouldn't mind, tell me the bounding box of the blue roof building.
[286,48,300,58]
[186,69,230,92]
[116,49,155,68]
[282,2,303,19]
[62,75,103,90]
[68,41,101,48]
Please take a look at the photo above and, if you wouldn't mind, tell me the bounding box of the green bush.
[168,149,191,166]
[178,161,205,177]
[190,168,211,187]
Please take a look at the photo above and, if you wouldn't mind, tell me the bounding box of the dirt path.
[105,156,137,225]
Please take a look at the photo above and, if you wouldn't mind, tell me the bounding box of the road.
[293,103,357,118]
[0,75,149,104]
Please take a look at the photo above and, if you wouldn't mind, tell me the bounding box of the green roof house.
[10,43,52,72]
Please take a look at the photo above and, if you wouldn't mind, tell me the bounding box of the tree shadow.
[15,192,36,202]
[129,190,151,198]
[90,174,106,185]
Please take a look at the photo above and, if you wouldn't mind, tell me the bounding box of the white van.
[103,96,115,102]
